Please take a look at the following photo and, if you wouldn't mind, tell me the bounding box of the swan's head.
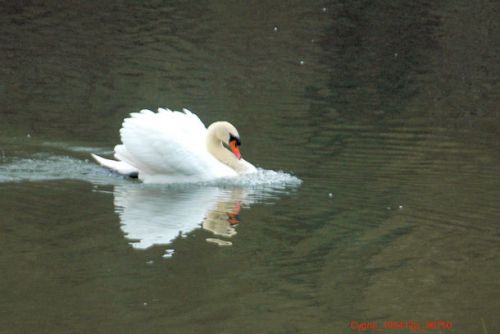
[207,121,242,160]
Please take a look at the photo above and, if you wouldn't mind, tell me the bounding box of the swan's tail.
[91,153,139,177]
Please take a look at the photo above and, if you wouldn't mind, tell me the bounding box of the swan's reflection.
[112,184,282,257]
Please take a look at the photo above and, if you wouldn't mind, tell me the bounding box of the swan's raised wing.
[115,108,233,183]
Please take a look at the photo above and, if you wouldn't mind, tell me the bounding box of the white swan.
[91,108,257,183]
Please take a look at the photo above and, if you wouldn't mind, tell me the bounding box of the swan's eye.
[229,134,241,146]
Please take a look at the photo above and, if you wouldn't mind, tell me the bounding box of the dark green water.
[1,1,498,333]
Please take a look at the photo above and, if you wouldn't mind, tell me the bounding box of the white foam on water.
[210,168,302,187]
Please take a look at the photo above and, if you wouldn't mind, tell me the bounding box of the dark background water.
[1,1,498,333]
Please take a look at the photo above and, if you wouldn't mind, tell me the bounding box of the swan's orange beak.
[229,139,242,160]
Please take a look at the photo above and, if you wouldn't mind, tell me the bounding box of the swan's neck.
[206,126,252,173]
[206,134,244,172]
[206,123,257,174]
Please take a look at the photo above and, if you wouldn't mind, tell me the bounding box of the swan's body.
[92,108,256,183]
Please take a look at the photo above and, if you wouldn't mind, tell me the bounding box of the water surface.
[1,1,498,333]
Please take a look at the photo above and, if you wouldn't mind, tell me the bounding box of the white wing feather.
[91,153,138,175]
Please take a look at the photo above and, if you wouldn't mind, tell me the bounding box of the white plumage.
[92,108,256,184]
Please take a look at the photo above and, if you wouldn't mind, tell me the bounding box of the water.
[1,1,499,333]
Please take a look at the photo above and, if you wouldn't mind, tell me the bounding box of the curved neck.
[206,128,244,172]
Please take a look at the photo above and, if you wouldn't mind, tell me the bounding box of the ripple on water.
[0,155,121,184]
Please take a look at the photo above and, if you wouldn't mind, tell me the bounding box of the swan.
[91,108,257,184]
